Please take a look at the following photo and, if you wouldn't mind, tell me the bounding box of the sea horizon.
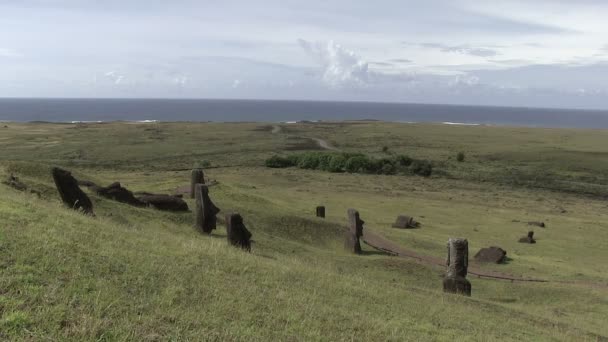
[2,97,608,129]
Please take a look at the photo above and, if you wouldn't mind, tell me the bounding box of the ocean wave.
[442,121,480,126]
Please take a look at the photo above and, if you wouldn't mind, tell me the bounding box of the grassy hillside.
[1,121,607,341]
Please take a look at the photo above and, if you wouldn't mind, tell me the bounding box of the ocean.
[1,98,608,129]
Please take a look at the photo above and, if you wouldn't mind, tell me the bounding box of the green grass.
[1,121,607,340]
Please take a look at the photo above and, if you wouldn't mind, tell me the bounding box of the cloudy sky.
[1,0,608,109]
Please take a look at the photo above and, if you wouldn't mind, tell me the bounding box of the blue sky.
[1,0,608,109]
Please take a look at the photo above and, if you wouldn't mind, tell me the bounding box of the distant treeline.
[265,152,433,177]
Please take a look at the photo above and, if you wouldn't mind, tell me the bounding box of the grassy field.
[1,121,607,341]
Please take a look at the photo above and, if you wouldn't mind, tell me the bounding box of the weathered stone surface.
[137,194,189,212]
[3,174,27,191]
[344,209,364,254]
[190,169,205,199]
[225,213,252,251]
[51,167,94,215]
[77,180,98,188]
[392,215,418,229]
[195,184,220,234]
[344,231,362,254]
[518,231,537,244]
[94,182,145,207]
[443,238,471,296]
[528,221,545,228]
[443,276,471,296]
[474,246,507,264]
[316,206,325,218]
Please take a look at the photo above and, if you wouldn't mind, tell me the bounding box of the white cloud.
[0,48,20,57]
[298,39,369,88]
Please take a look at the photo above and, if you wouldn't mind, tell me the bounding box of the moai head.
[527,231,534,239]
[446,238,468,278]
[347,209,364,238]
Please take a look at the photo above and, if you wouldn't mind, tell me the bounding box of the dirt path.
[271,125,282,134]
[363,230,550,282]
[310,137,340,151]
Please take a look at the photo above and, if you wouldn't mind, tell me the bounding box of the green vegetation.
[1,121,608,340]
[266,152,432,176]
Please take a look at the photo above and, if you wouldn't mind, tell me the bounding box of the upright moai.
[518,231,537,244]
[190,168,205,199]
[194,184,220,234]
[225,213,252,251]
[316,205,326,218]
[443,238,471,296]
[344,209,364,254]
[51,167,94,215]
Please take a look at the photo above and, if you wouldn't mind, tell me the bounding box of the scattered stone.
[316,206,325,218]
[443,238,471,296]
[137,194,189,211]
[51,167,94,215]
[344,209,364,254]
[474,246,507,264]
[194,184,220,234]
[3,174,27,191]
[392,215,418,229]
[190,168,205,199]
[518,231,537,244]
[528,221,546,228]
[225,213,252,251]
[94,182,145,207]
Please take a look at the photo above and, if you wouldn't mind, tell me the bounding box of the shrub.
[457,152,465,162]
[381,163,396,175]
[327,154,347,172]
[411,160,433,177]
[297,153,321,169]
[396,155,413,167]
[382,146,389,153]
[265,155,294,168]
[317,154,334,171]
[345,156,372,173]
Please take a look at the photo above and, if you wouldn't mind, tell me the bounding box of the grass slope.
[1,121,608,341]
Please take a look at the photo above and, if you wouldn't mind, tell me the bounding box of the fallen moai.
[392,215,418,229]
[344,209,364,254]
[442,238,471,296]
[225,213,252,251]
[190,168,205,199]
[195,184,220,234]
[474,246,507,264]
[93,182,145,207]
[316,206,325,218]
[51,167,94,215]
[136,193,189,212]
[518,231,537,244]
[528,221,545,228]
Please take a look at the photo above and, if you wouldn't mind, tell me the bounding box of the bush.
[382,146,389,153]
[327,154,347,172]
[297,153,321,169]
[381,163,396,175]
[411,160,433,177]
[345,156,372,173]
[265,155,295,168]
[396,155,413,167]
[317,154,334,171]
[457,152,465,162]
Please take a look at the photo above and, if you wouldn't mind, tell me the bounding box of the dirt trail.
[363,230,551,283]
[271,124,339,151]
[271,125,282,134]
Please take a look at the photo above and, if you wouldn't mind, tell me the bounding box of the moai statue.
[518,231,537,244]
[316,206,326,218]
[442,238,471,296]
[190,168,205,199]
[194,184,220,234]
[225,213,252,251]
[344,209,364,254]
[51,167,94,215]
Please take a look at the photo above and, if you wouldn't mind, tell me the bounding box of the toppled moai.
[442,238,471,296]
[316,206,325,218]
[392,215,418,229]
[3,174,28,191]
[51,167,94,215]
[190,168,205,199]
[93,182,145,207]
[225,213,252,251]
[195,184,220,234]
[136,193,189,212]
[518,231,537,244]
[528,221,545,228]
[344,209,364,254]
[474,246,507,264]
